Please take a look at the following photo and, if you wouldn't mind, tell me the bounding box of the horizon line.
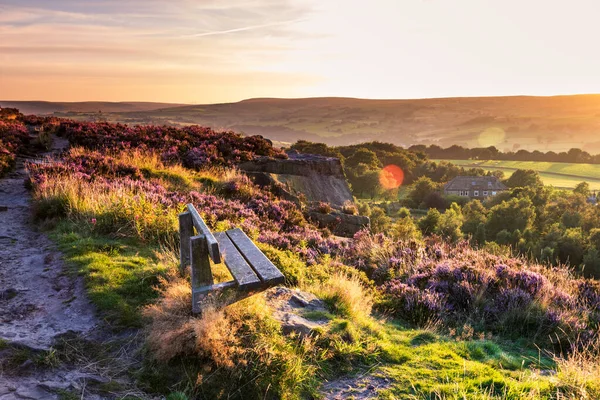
[3,92,600,107]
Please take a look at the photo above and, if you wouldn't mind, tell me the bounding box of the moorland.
[1,107,599,399]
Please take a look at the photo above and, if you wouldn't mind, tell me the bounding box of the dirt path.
[0,138,104,399]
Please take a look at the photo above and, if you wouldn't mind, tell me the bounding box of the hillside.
[8,94,600,153]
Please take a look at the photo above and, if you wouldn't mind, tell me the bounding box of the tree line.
[410,144,600,164]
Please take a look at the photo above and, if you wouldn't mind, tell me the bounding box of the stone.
[279,314,322,337]
[0,288,18,300]
[266,287,329,338]
[15,386,54,400]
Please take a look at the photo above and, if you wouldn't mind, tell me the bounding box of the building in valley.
[444,176,508,199]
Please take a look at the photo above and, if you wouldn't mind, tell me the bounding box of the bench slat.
[213,232,262,290]
[187,204,221,263]
[226,228,285,285]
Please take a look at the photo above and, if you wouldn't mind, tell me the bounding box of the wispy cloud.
[183,18,305,38]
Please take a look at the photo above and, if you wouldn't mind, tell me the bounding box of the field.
[4,94,600,152]
[436,159,600,190]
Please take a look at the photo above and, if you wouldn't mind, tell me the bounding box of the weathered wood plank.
[187,204,221,264]
[226,228,285,285]
[190,235,213,288]
[178,212,193,274]
[213,231,261,290]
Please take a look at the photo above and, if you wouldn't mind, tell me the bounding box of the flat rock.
[266,287,329,337]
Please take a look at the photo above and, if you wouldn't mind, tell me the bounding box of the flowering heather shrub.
[346,232,598,348]
[57,121,287,169]
[28,150,345,265]
[0,121,30,177]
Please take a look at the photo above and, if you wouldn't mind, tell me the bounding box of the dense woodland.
[1,108,600,398]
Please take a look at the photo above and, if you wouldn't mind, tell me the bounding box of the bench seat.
[180,204,285,313]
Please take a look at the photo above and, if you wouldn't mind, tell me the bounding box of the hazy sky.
[2,0,600,103]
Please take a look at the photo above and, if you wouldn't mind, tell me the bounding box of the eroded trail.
[0,139,103,399]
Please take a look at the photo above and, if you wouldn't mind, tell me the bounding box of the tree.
[370,206,391,234]
[556,228,587,266]
[561,210,582,229]
[582,247,600,278]
[345,148,381,170]
[573,182,591,197]
[505,169,543,188]
[351,170,382,198]
[409,176,439,208]
[392,215,422,241]
[438,203,464,242]
[418,208,441,235]
[486,197,536,239]
[461,200,488,237]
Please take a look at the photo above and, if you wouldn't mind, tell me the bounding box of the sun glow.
[379,165,404,190]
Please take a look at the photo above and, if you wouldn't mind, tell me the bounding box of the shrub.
[341,201,358,215]
[314,201,332,214]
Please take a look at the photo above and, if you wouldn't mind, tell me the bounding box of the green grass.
[50,221,170,329]
[371,324,555,399]
[435,159,600,190]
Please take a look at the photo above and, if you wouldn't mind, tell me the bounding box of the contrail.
[183,18,303,38]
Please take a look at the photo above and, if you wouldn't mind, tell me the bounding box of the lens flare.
[478,127,506,147]
[379,165,404,189]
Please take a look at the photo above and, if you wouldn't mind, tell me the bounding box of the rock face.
[307,211,370,237]
[239,153,354,207]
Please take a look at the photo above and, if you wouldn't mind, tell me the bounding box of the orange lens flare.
[379,165,404,189]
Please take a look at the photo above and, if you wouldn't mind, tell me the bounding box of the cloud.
[183,18,305,38]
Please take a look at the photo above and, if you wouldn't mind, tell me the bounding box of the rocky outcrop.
[239,153,354,207]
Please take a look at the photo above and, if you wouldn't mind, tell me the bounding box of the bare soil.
[0,138,119,399]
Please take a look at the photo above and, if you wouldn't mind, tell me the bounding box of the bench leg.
[179,212,193,275]
[190,235,214,314]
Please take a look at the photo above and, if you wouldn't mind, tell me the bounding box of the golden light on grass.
[379,165,404,189]
[478,127,506,147]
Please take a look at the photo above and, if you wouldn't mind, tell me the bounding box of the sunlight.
[478,127,506,148]
[379,164,404,189]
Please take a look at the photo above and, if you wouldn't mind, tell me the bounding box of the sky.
[1,0,600,103]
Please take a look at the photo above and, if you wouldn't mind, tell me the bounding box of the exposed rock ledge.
[239,153,354,208]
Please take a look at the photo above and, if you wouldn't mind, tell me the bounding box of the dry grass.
[144,278,242,368]
[554,337,600,398]
[32,173,179,243]
[311,272,374,323]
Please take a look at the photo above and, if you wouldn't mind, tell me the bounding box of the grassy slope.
[435,159,600,190]
[51,220,556,399]
[42,94,600,152]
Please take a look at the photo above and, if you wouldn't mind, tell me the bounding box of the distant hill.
[3,95,600,152]
[0,101,184,115]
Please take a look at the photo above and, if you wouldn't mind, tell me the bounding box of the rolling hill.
[3,95,600,152]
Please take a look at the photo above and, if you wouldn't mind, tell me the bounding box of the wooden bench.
[179,204,285,313]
